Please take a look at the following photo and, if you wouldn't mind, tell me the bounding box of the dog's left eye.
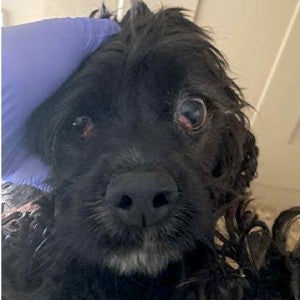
[175,98,207,132]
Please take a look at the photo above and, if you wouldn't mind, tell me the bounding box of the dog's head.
[27,3,258,276]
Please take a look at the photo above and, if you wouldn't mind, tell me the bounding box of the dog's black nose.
[105,171,178,227]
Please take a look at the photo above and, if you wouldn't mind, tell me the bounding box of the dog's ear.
[236,125,258,194]
[212,87,259,205]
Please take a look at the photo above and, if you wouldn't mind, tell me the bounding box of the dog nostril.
[153,193,169,208]
[117,195,133,210]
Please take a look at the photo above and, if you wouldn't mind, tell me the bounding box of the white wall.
[195,0,300,210]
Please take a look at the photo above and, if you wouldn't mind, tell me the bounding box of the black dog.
[2,2,299,299]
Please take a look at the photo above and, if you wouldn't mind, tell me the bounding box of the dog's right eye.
[175,98,207,132]
[72,116,94,140]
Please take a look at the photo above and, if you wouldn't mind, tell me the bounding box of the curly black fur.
[2,2,299,299]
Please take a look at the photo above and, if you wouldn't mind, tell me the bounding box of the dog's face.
[28,5,258,276]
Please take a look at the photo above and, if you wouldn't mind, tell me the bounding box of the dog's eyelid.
[189,94,205,101]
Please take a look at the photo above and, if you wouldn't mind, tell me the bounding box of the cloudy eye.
[72,116,94,140]
[175,98,207,132]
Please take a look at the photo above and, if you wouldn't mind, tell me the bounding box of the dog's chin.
[102,241,183,276]
[92,229,187,276]
[98,216,199,276]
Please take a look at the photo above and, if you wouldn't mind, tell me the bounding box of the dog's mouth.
[74,199,198,276]
[96,205,201,276]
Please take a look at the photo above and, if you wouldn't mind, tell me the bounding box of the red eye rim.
[82,122,94,140]
[72,116,94,140]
